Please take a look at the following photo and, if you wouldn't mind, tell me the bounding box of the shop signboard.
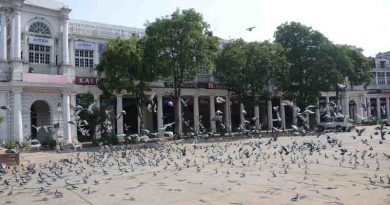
[29,36,53,46]
[75,41,95,50]
[75,76,98,85]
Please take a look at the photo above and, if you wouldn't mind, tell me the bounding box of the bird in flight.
[246,26,256,31]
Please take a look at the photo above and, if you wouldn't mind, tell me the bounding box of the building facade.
[0,0,385,144]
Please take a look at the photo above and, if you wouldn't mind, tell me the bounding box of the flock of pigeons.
[0,123,389,203]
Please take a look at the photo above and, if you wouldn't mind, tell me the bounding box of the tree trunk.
[174,86,181,139]
[137,99,145,135]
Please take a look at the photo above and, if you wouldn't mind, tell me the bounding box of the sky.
[61,0,390,57]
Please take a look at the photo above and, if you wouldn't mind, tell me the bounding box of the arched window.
[29,22,51,35]
[28,22,51,64]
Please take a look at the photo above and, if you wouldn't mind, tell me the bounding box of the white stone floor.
[1,125,390,205]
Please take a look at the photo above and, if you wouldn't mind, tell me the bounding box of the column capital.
[91,91,102,97]
[62,90,71,95]
[13,9,21,16]
[156,94,163,98]
[60,15,70,23]
[69,92,77,97]
[12,87,22,93]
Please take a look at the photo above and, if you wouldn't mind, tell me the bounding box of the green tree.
[216,39,288,109]
[143,8,219,138]
[76,94,111,144]
[96,37,157,133]
[336,45,371,88]
[274,22,342,108]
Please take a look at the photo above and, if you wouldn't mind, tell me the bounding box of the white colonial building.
[0,0,385,144]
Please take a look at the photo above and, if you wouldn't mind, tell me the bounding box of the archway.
[30,100,50,139]
[349,100,357,121]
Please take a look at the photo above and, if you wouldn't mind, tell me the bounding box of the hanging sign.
[75,41,95,50]
[29,36,53,46]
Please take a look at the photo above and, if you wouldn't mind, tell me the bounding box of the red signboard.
[382,89,390,94]
[208,82,225,89]
[75,76,98,85]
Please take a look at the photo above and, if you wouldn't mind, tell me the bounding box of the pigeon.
[337,83,347,89]
[291,193,299,201]
[246,26,256,31]
[86,101,97,113]
[216,96,226,104]
[0,105,11,112]
[116,110,126,119]
[54,189,63,198]
[215,110,223,115]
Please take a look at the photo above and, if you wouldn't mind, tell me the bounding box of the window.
[371,72,376,85]
[387,72,390,85]
[378,72,385,85]
[28,44,50,64]
[75,50,94,68]
[380,61,385,68]
[29,22,51,35]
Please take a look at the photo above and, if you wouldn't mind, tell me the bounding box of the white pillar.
[224,95,231,129]
[11,10,22,81]
[375,73,378,85]
[361,96,366,118]
[177,99,183,135]
[280,99,286,129]
[376,97,381,120]
[62,91,71,144]
[93,93,101,139]
[50,40,57,74]
[343,92,349,120]
[116,94,123,135]
[292,104,298,126]
[240,103,245,126]
[0,92,8,142]
[386,97,390,118]
[13,10,21,61]
[9,12,14,61]
[367,98,372,118]
[157,95,164,136]
[94,42,99,66]
[68,38,74,66]
[13,88,23,142]
[209,96,216,133]
[254,105,260,128]
[93,93,100,107]
[325,96,330,116]
[267,100,273,130]
[23,33,28,63]
[61,18,69,65]
[70,93,77,140]
[316,99,320,124]
[0,11,7,62]
[193,95,199,133]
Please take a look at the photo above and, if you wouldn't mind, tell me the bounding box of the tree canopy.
[96,37,158,132]
[143,8,219,137]
[216,39,288,107]
[274,22,370,108]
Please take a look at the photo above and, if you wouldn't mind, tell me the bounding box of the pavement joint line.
[131,171,222,205]
[69,188,94,205]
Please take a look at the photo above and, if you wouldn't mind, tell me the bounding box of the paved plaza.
[1,125,390,205]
